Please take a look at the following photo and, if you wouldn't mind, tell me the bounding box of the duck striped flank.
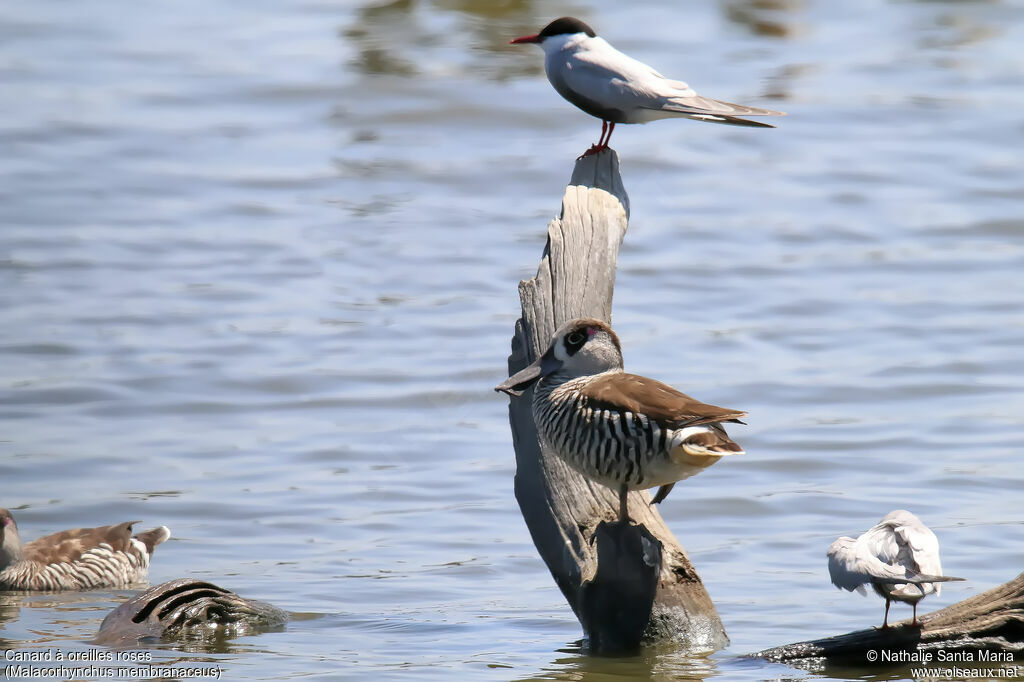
[535,372,743,493]
[1,508,170,591]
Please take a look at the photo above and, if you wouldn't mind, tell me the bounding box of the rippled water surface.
[3,0,1024,680]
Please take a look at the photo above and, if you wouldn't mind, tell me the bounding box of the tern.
[827,510,965,628]
[511,17,784,155]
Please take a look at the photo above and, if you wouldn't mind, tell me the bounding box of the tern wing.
[894,516,943,577]
[827,536,906,595]
[565,38,784,126]
[860,519,904,567]
[553,38,672,114]
[886,510,946,596]
[860,510,956,599]
[653,81,784,126]
[868,511,943,575]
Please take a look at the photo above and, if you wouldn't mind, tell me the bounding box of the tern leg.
[618,483,629,523]
[603,121,616,148]
[582,121,609,158]
[881,598,891,629]
[912,602,919,627]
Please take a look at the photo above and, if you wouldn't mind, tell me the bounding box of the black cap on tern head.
[511,17,596,44]
[539,17,596,39]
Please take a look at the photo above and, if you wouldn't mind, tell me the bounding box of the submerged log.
[503,149,728,654]
[754,572,1024,670]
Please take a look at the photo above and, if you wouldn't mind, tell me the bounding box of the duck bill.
[510,34,541,45]
[495,350,558,397]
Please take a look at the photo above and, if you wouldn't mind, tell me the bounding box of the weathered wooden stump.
[502,149,728,654]
[754,572,1024,670]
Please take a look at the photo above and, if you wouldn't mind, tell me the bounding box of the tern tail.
[649,97,785,128]
[686,114,776,128]
[873,574,966,585]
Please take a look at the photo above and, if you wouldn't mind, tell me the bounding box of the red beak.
[510,34,541,45]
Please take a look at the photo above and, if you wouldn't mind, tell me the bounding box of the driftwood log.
[503,149,728,655]
[754,572,1024,671]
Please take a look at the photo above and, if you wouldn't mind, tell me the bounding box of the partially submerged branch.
[754,572,1024,670]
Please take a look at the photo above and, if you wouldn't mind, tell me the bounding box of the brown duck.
[1,508,170,591]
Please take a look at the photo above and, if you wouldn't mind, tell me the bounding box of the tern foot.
[578,144,607,159]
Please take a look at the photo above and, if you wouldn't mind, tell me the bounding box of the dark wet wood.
[754,572,1024,669]
[578,521,662,654]
[502,148,728,654]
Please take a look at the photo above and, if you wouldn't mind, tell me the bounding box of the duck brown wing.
[579,373,746,428]
[23,521,138,564]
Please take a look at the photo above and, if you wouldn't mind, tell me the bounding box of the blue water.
[2,0,1024,679]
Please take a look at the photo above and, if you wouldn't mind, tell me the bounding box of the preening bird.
[1,508,170,591]
[827,510,964,628]
[510,17,784,155]
[496,318,745,523]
